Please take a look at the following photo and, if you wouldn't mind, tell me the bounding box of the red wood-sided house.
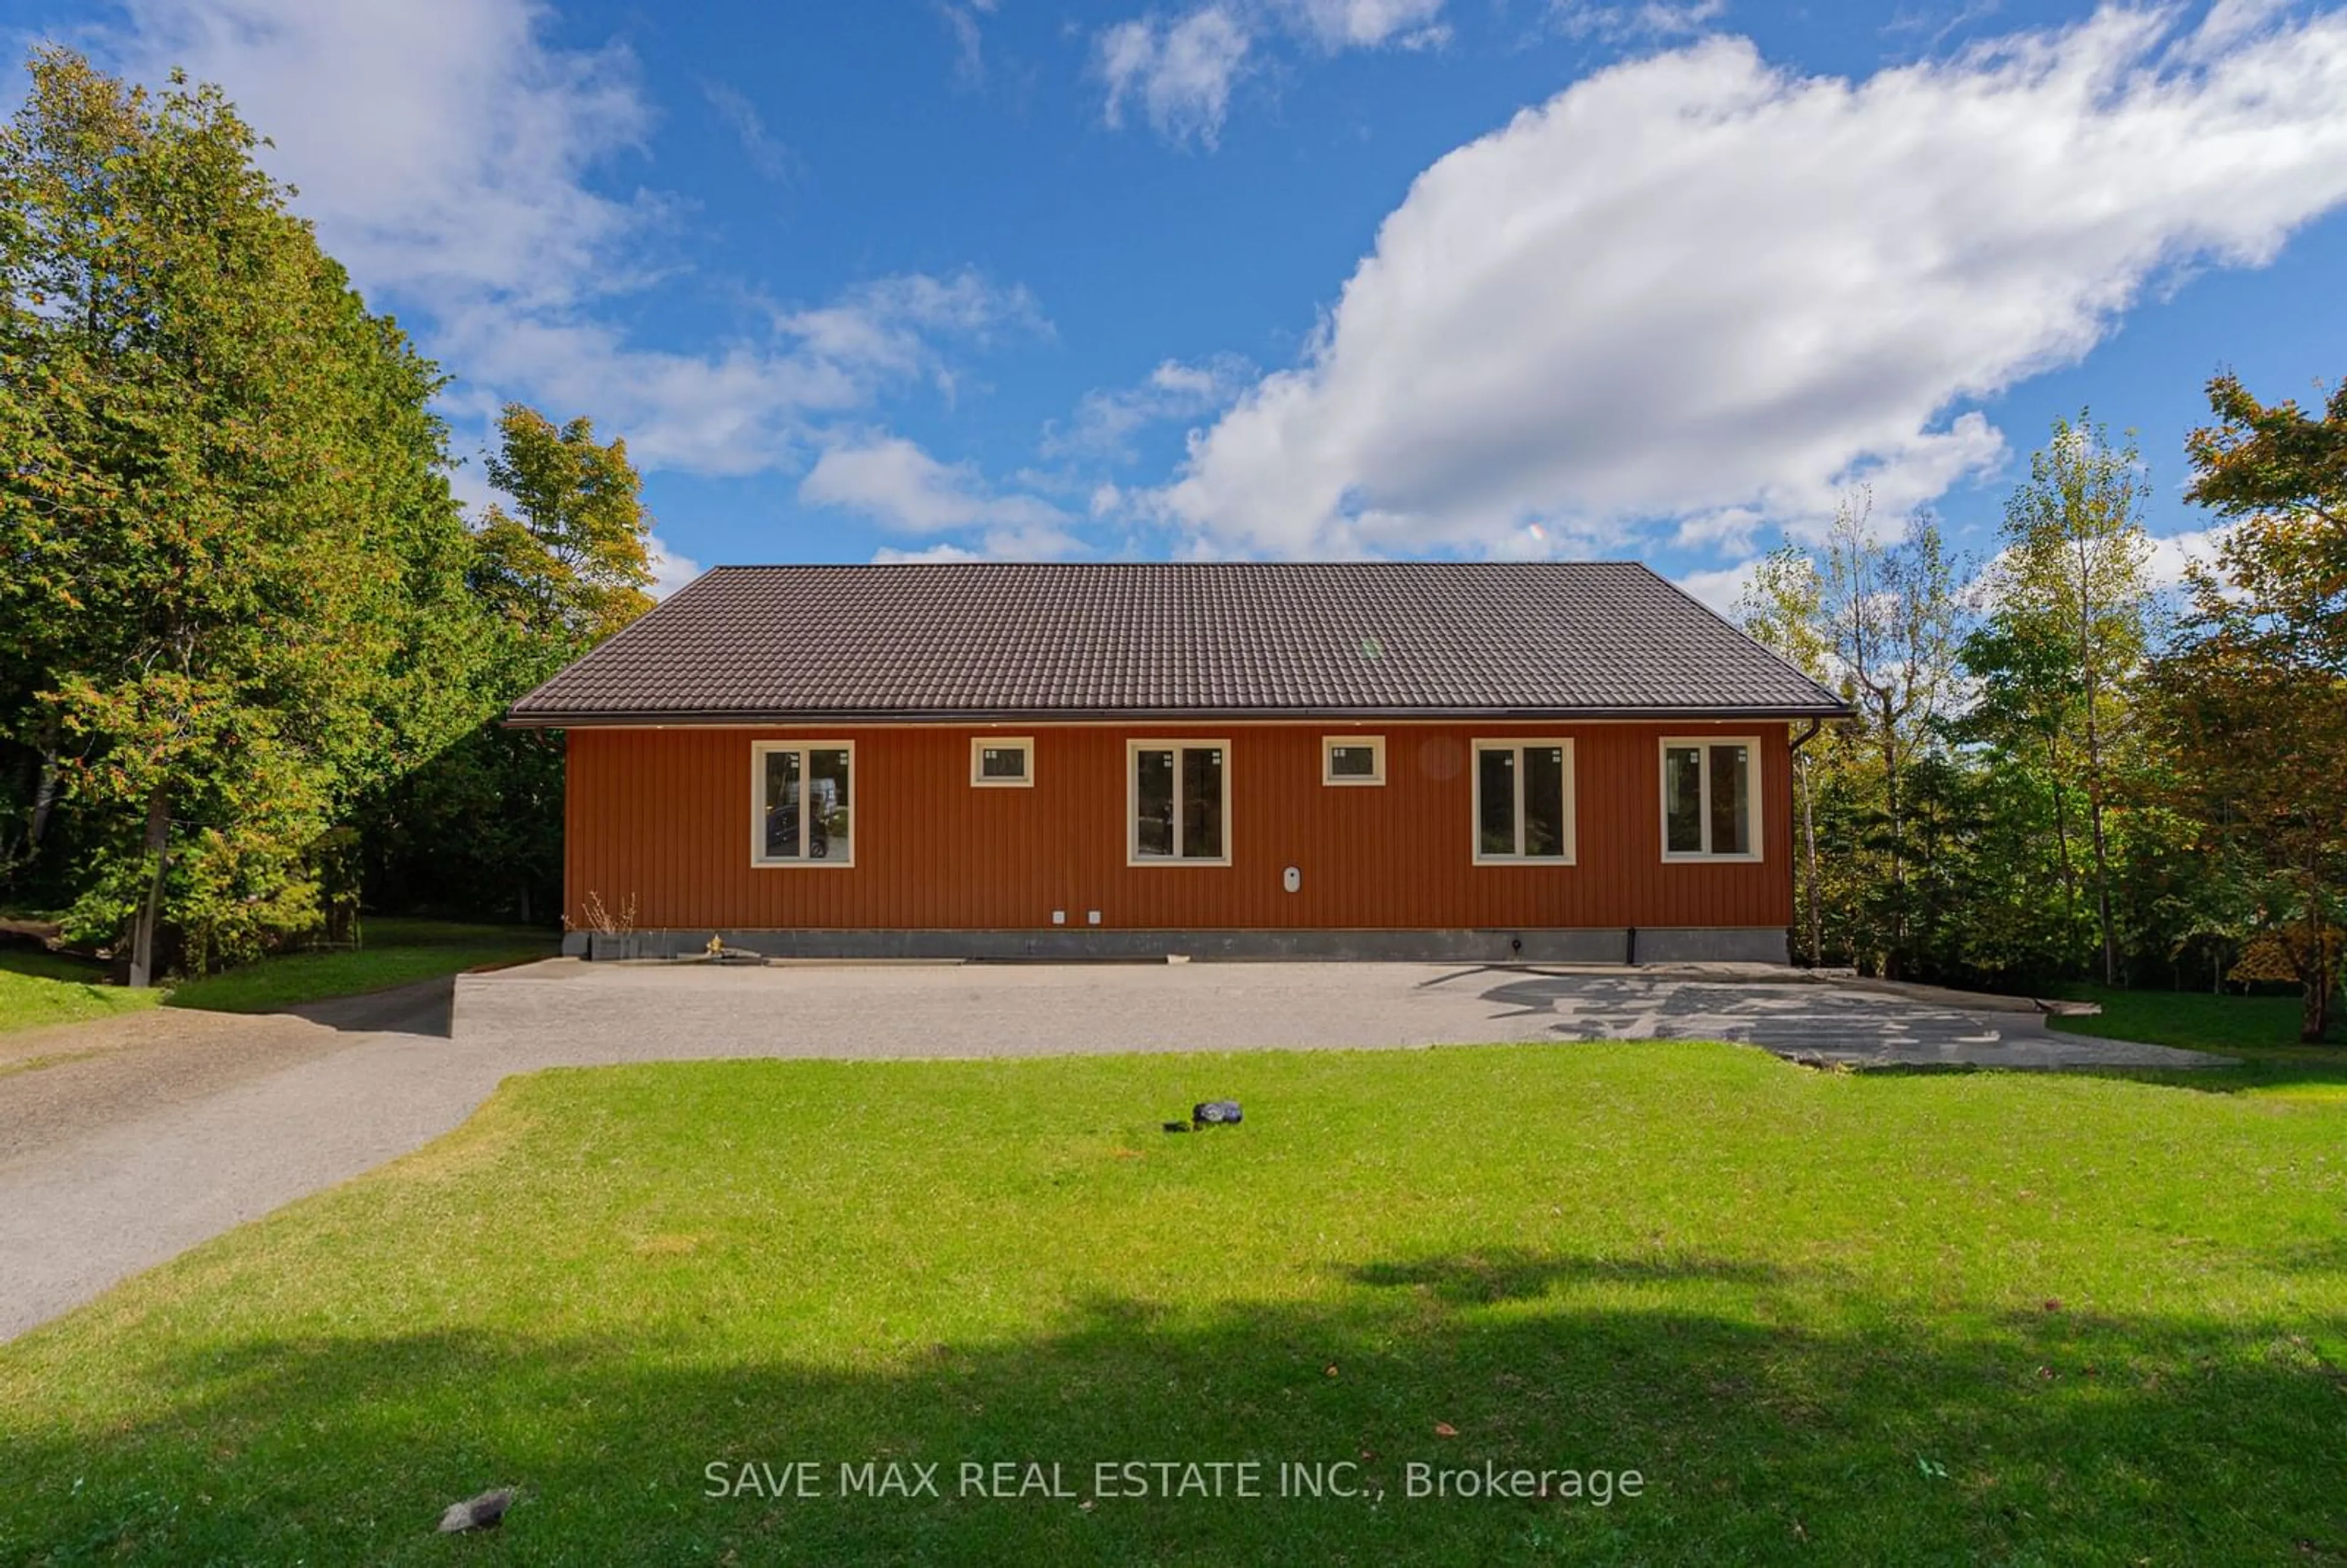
[508,562,1846,962]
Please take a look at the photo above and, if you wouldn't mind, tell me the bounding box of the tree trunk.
[2074,554,2119,986]
[127,783,171,989]
[2300,887,2338,1044]
[1799,750,1821,967]
[1879,700,1905,979]
[2046,731,2075,917]
[24,716,61,854]
[2082,702,2118,984]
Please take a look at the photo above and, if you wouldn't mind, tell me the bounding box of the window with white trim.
[1128,740,1230,865]
[1661,738,1761,860]
[752,741,854,866]
[1472,740,1574,862]
[971,736,1034,787]
[1322,735,1385,786]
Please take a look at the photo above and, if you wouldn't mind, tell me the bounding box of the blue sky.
[12,0,2347,605]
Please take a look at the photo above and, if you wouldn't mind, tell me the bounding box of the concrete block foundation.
[561,926,1792,965]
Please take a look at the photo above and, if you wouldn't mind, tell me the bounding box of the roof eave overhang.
[503,703,1856,729]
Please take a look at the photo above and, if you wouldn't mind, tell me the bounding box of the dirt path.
[0,979,469,1340]
[0,982,454,1165]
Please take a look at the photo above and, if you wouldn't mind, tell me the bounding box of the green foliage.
[354,404,654,925]
[2148,374,2347,1042]
[1809,491,1964,978]
[472,403,655,643]
[0,49,479,975]
[0,51,648,963]
[1736,546,1832,964]
[1969,412,2157,983]
[1738,409,2332,1010]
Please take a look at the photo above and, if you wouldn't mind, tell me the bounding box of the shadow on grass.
[1346,1248,1797,1304]
[5,1256,2341,1566]
[2060,1058,2347,1097]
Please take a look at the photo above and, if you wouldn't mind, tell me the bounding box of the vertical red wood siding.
[562,721,1794,931]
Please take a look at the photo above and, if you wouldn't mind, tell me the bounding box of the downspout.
[1789,717,1824,754]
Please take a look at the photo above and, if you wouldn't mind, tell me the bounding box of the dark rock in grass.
[436,1487,516,1533]
[1192,1100,1242,1127]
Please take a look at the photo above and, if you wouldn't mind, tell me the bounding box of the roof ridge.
[505,559,1856,724]
[691,559,1634,571]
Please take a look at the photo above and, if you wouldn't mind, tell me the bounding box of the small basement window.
[1661,737,1761,861]
[1322,736,1385,786]
[1473,740,1574,863]
[1129,740,1230,865]
[971,736,1034,788]
[752,741,854,866]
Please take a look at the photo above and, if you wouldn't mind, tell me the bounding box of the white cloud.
[776,272,1047,380]
[1041,354,1255,461]
[1098,0,1446,144]
[2144,522,2238,589]
[702,80,796,185]
[941,3,991,86]
[646,535,702,599]
[803,435,1071,541]
[870,527,1082,563]
[106,0,649,310]
[86,1,1041,483]
[1551,0,1724,45]
[1101,7,1255,146]
[1161,8,2347,557]
[1277,0,1449,49]
[1675,559,1766,617]
[421,269,1040,480]
[1670,505,1766,554]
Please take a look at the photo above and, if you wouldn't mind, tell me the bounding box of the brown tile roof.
[505,562,1848,724]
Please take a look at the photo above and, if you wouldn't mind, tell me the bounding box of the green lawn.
[164,917,556,1014]
[0,919,554,1035]
[2050,983,2341,1055]
[0,949,163,1034]
[2047,984,2347,1106]
[3,1044,2341,1564]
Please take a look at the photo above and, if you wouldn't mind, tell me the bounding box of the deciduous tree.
[472,405,654,644]
[356,404,654,924]
[2151,373,2347,1041]
[0,49,474,977]
[1816,491,1964,976]
[1974,412,2156,983]
[1737,545,1832,966]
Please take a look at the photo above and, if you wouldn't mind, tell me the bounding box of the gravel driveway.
[0,959,2224,1341]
